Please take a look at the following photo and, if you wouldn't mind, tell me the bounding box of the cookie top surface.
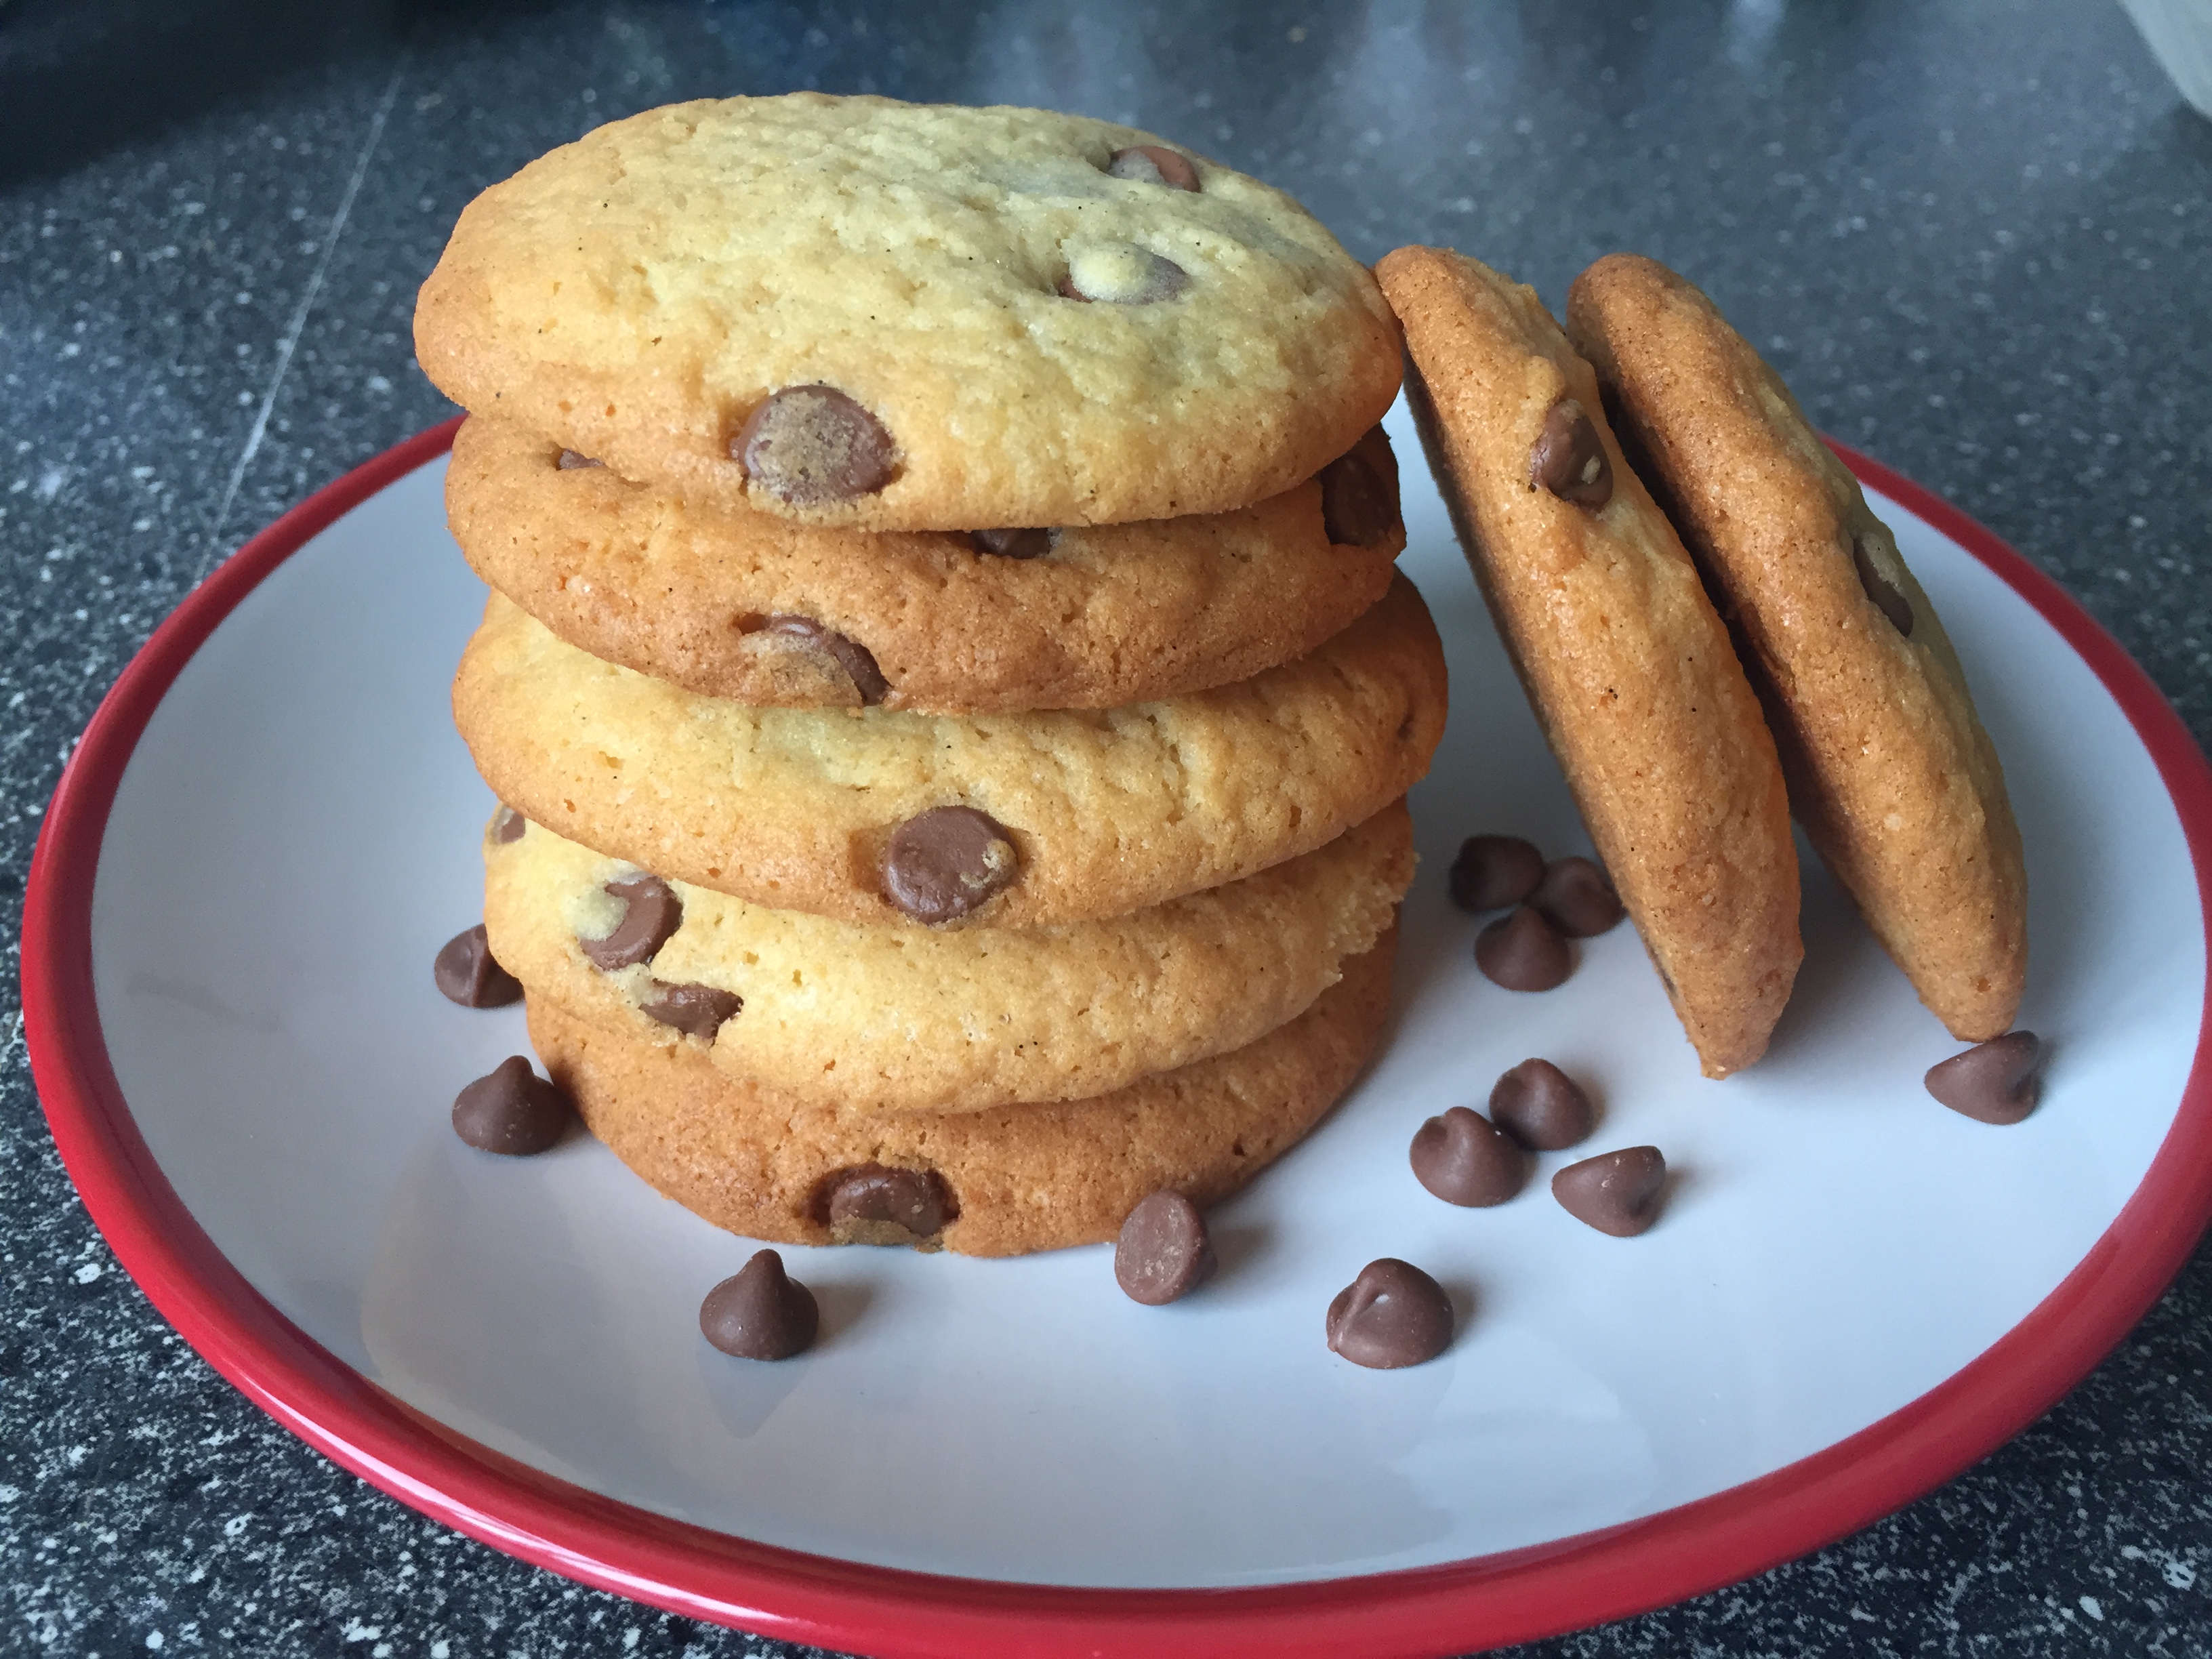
[414,94,1401,530]
[1376,245,1801,1079]
[483,804,1412,1114]
[447,413,1406,713]
[524,928,1391,1257]
[1566,252,2026,1042]
[455,575,1446,929]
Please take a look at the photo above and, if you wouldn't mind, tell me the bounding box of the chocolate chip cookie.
[1566,253,2026,1041]
[1375,245,1801,1078]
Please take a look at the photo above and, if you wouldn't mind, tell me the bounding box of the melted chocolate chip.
[1115,1191,1216,1305]
[1853,532,1915,637]
[1106,144,1201,190]
[556,449,604,470]
[1925,1031,2043,1125]
[1552,1146,1667,1237]
[434,924,522,1008]
[1317,425,1402,548]
[1061,245,1189,304]
[451,1056,573,1155]
[1475,906,1573,991]
[970,527,1055,560]
[1409,1107,1529,1207]
[491,804,527,844]
[640,979,742,1040]
[880,806,1020,924]
[1448,834,1544,912]
[762,614,890,705]
[578,874,681,970]
[1489,1059,1595,1151]
[823,1164,956,1244]
[1529,397,1614,507]
[1528,857,1625,937]
[699,1249,819,1360]
[735,385,897,506]
[1326,1258,1454,1369]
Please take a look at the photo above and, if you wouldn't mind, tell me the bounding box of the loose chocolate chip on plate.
[490,804,528,844]
[1852,532,1915,637]
[881,806,1020,924]
[556,449,604,470]
[1529,396,1614,507]
[1475,905,1573,991]
[762,613,890,705]
[433,923,522,1008]
[1115,1190,1216,1305]
[1925,1031,2043,1124]
[1326,1258,1455,1369]
[1528,856,1625,937]
[1317,425,1402,548]
[452,1056,573,1155]
[640,979,742,1040]
[823,1164,956,1245]
[1490,1059,1595,1151]
[578,874,682,970]
[1107,144,1201,190]
[970,527,1055,560]
[699,1249,819,1360]
[1061,244,1189,304]
[1409,1107,1529,1207]
[1553,1146,1668,1237]
[735,384,897,506]
[1448,834,1544,912]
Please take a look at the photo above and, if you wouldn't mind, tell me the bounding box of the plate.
[25,402,2212,1658]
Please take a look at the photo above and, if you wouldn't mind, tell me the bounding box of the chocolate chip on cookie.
[434,923,522,1008]
[1318,425,1402,548]
[1448,834,1544,911]
[1852,532,1914,637]
[1475,905,1572,991]
[700,1249,819,1359]
[1409,1106,1529,1207]
[1529,396,1613,507]
[1115,1191,1216,1305]
[823,1163,956,1246]
[762,614,890,705]
[452,1056,573,1155]
[490,804,528,845]
[1107,144,1200,190]
[735,385,897,506]
[968,527,1055,560]
[1061,243,1189,304]
[1326,1258,1454,1368]
[1489,1059,1595,1151]
[556,449,603,470]
[579,873,682,970]
[1528,856,1625,937]
[1553,1146,1667,1236]
[640,979,741,1040]
[1925,1031,2043,1124]
[880,806,1020,924]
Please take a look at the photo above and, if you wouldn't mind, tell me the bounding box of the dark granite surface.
[4,1,2210,1653]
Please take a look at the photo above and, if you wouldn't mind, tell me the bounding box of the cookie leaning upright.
[1565,254,2026,1042]
[1374,246,1801,1078]
[414,94,1402,530]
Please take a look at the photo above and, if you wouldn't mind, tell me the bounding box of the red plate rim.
[22,420,2212,1659]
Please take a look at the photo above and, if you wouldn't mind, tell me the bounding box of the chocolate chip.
[735,385,897,506]
[880,806,1020,924]
[1317,425,1402,548]
[823,1164,956,1245]
[556,449,604,470]
[1528,397,1613,507]
[699,1249,819,1360]
[1448,834,1544,911]
[1489,1059,1595,1151]
[1552,1146,1667,1237]
[1853,532,1915,637]
[640,979,741,1040]
[1114,1190,1216,1304]
[1925,1031,2043,1124]
[1528,857,1625,937]
[1409,1107,1529,1207]
[578,874,681,970]
[1475,906,1573,991]
[490,804,527,844]
[970,527,1055,560]
[1106,144,1200,190]
[434,923,522,1008]
[451,1056,573,1155]
[762,614,890,705]
[1060,244,1189,304]
[1326,1258,1454,1369]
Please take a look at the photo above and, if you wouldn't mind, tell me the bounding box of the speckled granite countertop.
[4,1,2209,1654]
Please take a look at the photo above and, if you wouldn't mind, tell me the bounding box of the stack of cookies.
[414,95,1446,1256]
